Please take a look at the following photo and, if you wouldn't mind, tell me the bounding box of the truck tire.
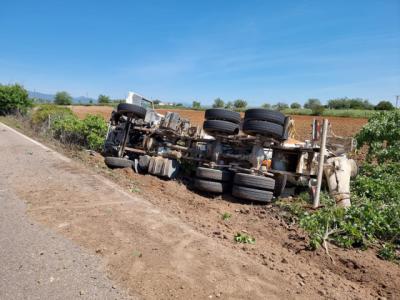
[205,109,241,124]
[203,120,240,135]
[232,185,274,202]
[242,119,283,139]
[194,178,229,193]
[196,167,233,182]
[104,156,133,169]
[233,173,275,190]
[244,109,285,125]
[117,103,147,119]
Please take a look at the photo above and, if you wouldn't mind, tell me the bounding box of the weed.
[130,187,141,193]
[234,232,255,244]
[377,243,399,262]
[221,212,231,221]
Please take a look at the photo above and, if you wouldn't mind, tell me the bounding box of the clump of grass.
[130,186,141,193]
[221,212,231,221]
[234,233,255,244]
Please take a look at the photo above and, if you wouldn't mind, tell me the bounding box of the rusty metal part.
[124,147,147,154]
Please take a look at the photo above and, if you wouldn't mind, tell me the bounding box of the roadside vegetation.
[31,105,107,151]
[0,83,32,115]
[279,110,400,262]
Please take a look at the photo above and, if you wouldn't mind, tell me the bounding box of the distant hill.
[28,91,95,104]
[29,91,54,102]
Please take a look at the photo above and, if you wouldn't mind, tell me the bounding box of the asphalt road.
[0,123,132,300]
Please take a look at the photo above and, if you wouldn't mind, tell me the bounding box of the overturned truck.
[103,100,357,206]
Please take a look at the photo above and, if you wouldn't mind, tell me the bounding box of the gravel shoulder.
[0,125,132,300]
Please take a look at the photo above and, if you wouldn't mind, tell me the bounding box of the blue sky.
[0,0,399,105]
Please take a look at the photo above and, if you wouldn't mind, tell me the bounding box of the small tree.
[0,83,32,115]
[192,100,201,109]
[261,103,271,109]
[304,98,321,109]
[273,102,289,111]
[290,102,301,109]
[98,94,110,104]
[311,105,325,116]
[233,99,247,109]
[54,91,72,105]
[225,101,233,109]
[375,100,394,111]
[213,98,225,108]
[356,110,400,162]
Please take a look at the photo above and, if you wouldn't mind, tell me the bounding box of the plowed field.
[70,106,368,140]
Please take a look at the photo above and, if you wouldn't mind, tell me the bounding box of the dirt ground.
[70,106,368,140]
[80,154,399,299]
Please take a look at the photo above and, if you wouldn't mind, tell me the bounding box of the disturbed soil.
[70,106,368,141]
[81,153,399,300]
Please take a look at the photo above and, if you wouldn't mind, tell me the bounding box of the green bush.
[375,100,394,111]
[31,104,74,126]
[299,195,399,251]
[212,98,224,108]
[80,115,108,150]
[54,91,73,105]
[52,114,107,151]
[233,99,247,109]
[290,102,301,109]
[327,98,374,110]
[356,110,400,163]
[352,163,400,202]
[98,94,111,104]
[0,84,32,115]
[280,112,400,261]
[30,105,107,151]
[273,102,289,111]
[52,114,85,145]
[311,105,325,116]
[304,98,321,109]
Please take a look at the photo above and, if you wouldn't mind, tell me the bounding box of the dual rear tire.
[242,109,287,140]
[203,109,241,136]
[232,173,275,203]
[194,167,232,193]
[193,168,277,203]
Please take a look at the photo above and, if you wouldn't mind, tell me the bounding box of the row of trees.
[53,92,113,105]
[192,97,395,112]
[0,83,396,113]
[192,98,248,109]
[303,98,395,111]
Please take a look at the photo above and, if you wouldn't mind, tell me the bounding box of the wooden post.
[313,119,328,208]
